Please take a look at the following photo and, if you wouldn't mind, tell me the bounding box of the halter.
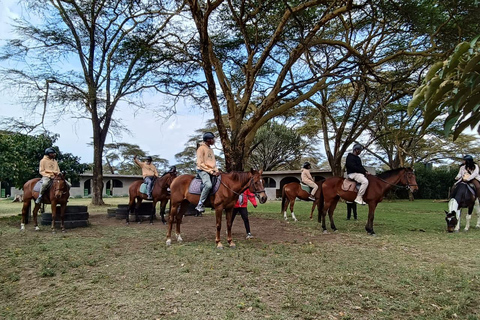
[374,170,417,191]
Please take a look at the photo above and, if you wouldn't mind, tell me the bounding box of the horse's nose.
[260,194,267,204]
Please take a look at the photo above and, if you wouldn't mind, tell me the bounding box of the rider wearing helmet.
[345,143,369,205]
[453,155,480,193]
[36,147,61,204]
[134,155,159,200]
[195,131,220,213]
[301,162,317,201]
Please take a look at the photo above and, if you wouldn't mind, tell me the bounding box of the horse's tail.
[281,185,287,213]
[317,182,325,223]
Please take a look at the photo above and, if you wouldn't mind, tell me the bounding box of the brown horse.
[318,168,418,235]
[127,171,177,224]
[21,173,70,233]
[166,169,267,248]
[281,181,323,221]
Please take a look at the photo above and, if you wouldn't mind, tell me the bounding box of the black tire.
[116,212,128,220]
[107,208,117,218]
[41,212,89,221]
[50,205,88,213]
[40,220,89,228]
[117,204,130,209]
[107,208,117,213]
[129,213,156,221]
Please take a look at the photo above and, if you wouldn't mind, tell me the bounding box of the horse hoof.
[230,244,236,249]
[323,230,329,234]
[150,222,153,225]
[35,226,40,231]
[166,239,172,246]
[216,243,224,249]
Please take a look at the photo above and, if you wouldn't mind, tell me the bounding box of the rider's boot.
[354,196,366,205]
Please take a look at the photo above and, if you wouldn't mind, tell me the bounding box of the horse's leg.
[321,202,329,233]
[166,203,177,246]
[51,202,57,234]
[150,200,157,225]
[283,198,290,221]
[21,200,30,231]
[465,206,473,231]
[474,199,480,228]
[454,209,462,232]
[127,194,136,225]
[159,199,167,224]
[309,201,317,220]
[175,203,189,243]
[328,201,338,232]
[33,203,41,231]
[289,198,298,222]
[365,203,378,235]
[215,207,224,249]
[60,203,66,232]
[225,208,235,248]
[135,197,143,223]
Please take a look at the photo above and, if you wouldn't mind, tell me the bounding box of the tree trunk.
[91,120,106,205]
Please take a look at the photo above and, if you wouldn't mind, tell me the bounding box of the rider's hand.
[213,171,220,176]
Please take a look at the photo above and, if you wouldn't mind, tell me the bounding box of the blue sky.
[0,0,211,166]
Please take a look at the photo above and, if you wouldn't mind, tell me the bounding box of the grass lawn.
[0,198,479,320]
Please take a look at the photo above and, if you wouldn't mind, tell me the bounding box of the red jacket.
[234,189,257,208]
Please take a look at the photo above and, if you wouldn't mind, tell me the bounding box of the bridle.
[53,175,68,196]
[374,170,418,191]
[220,174,266,197]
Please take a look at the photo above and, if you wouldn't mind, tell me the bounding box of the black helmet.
[303,162,311,169]
[463,155,473,161]
[353,143,363,151]
[44,147,56,155]
[169,166,177,172]
[203,132,215,141]
[145,156,153,161]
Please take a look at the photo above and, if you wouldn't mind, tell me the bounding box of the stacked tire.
[113,203,156,221]
[41,205,89,229]
[115,204,129,220]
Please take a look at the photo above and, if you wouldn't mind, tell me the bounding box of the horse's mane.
[376,167,409,180]
[224,171,250,183]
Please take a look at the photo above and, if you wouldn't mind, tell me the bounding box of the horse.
[127,171,178,225]
[445,181,480,232]
[318,167,418,235]
[21,173,70,233]
[281,181,323,221]
[166,169,268,248]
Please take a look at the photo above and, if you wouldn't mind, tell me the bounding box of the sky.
[0,0,211,166]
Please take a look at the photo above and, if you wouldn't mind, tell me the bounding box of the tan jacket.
[134,158,159,178]
[39,155,60,178]
[301,168,315,184]
[196,142,218,174]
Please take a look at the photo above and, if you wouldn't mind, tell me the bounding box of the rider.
[345,143,370,205]
[195,132,220,213]
[134,155,159,200]
[454,155,480,191]
[36,147,61,204]
[300,162,317,201]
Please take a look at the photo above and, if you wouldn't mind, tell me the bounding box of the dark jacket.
[346,153,367,175]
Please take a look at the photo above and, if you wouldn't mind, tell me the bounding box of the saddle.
[33,179,52,193]
[188,175,222,195]
[341,179,360,192]
[300,183,312,193]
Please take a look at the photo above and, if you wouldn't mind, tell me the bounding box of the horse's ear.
[444,210,449,215]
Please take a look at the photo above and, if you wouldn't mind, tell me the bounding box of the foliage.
[408,36,480,139]
[0,131,89,188]
[413,164,457,199]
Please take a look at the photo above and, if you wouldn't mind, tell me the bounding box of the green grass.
[0,198,479,320]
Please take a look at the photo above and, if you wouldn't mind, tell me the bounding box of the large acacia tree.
[0,0,183,204]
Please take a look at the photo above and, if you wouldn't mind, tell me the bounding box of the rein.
[220,174,265,196]
[373,171,417,190]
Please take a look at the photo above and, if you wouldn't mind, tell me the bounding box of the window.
[263,177,276,188]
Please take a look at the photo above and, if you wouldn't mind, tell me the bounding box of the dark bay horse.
[127,171,178,224]
[445,182,480,232]
[281,181,323,221]
[166,169,267,248]
[21,173,70,233]
[319,168,418,235]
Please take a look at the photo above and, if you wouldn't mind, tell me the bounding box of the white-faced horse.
[446,182,480,232]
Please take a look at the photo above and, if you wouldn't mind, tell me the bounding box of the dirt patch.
[89,212,337,244]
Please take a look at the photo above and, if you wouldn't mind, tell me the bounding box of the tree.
[408,37,480,139]
[0,131,89,188]
[247,122,320,171]
[0,0,183,204]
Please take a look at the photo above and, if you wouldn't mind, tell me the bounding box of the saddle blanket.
[341,179,360,192]
[33,180,52,193]
[188,175,222,195]
[140,183,148,194]
[300,183,311,193]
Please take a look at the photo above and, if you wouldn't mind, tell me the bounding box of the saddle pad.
[341,179,359,192]
[188,175,222,195]
[33,180,43,193]
[300,183,311,193]
[140,183,148,194]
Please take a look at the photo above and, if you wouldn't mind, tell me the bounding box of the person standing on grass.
[232,189,257,239]
[346,201,357,220]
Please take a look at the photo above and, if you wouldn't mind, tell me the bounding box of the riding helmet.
[203,132,215,141]
[463,155,473,161]
[353,143,363,151]
[303,162,311,169]
[169,166,177,172]
[145,156,153,161]
[44,147,56,155]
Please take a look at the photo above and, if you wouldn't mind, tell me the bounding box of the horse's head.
[445,210,458,233]
[52,173,68,199]
[403,168,419,193]
[165,171,178,186]
[249,168,267,204]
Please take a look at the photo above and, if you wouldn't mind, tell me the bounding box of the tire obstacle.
[41,205,89,229]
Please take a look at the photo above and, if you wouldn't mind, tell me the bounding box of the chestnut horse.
[166,169,267,248]
[281,181,323,221]
[127,171,178,224]
[319,168,418,235]
[21,173,70,233]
